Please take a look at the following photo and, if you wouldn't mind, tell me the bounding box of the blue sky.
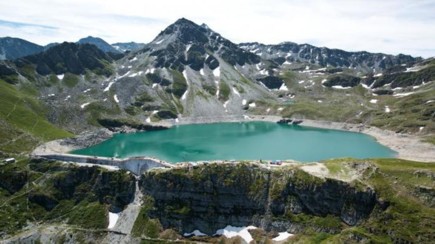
[0,0,434,57]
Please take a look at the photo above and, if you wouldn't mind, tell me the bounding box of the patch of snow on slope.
[370,99,378,104]
[64,95,71,101]
[213,67,221,77]
[405,66,422,72]
[273,232,294,241]
[57,74,64,80]
[385,106,390,113]
[182,70,190,100]
[129,57,137,62]
[259,69,268,75]
[155,39,165,45]
[332,85,351,89]
[223,100,229,108]
[242,99,247,105]
[248,102,256,108]
[103,81,115,92]
[393,92,415,97]
[232,87,240,97]
[114,95,119,103]
[108,212,119,229]
[279,83,289,91]
[146,117,151,123]
[215,225,257,244]
[299,80,305,84]
[83,88,91,93]
[184,230,206,237]
[200,69,205,76]
[181,90,188,100]
[80,102,90,109]
[152,83,158,88]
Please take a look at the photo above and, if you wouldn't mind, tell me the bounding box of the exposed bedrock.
[139,163,379,235]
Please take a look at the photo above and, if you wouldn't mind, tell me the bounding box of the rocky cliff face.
[0,158,136,237]
[139,163,378,235]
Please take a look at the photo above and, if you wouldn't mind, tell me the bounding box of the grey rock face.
[139,164,379,235]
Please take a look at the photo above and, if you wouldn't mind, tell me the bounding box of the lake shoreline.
[32,115,435,163]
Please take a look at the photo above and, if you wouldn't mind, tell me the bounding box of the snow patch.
[242,99,247,105]
[64,95,71,101]
[80,102,90,109]
[419,126,424,132]
[182,70,190,100]
[48,94,55,97]
[259,69,268,75]
[279,83,289,91]
[57,74,64,80]
[393,92,415,97]
[152,83,158,88]
[299,80,305,84]
[155,39,165,45]
[266,108,271,113]
[83,88,91,93]
[215,225,257,244]
[232,87,240,97]
[361,83,370,89]
[108,212,119,229]
[370,99,378,104]
[213,67,221,77]
[385,106,390,113]
[103,81,115,92]
[426,100,434,104]
[200,69,205,76]
[277,107,284,111]
[405,66,421,72]
[146,117,151,123]
[317,100,323,103]
[332,85,351,89]
[184,230,206,237]
[374,73,383,77]
[248,102,256,108]
[273,232,294,241]
[223,100,229,108]
[114,95,119,103]
[181,90,189,100]
[129,57,138,62]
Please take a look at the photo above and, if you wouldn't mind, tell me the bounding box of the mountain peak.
[154,18,208,45]
[77,36,120,54]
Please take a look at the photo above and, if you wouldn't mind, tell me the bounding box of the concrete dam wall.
[35,154,173,175]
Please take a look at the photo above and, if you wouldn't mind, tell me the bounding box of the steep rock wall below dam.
[140,163,380,235]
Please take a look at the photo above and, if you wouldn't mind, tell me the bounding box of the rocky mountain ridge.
[0,18,434,155]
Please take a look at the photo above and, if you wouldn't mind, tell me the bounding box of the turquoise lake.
[72,121,397,162]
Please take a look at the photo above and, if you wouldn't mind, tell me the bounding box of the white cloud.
[0,0,434,57]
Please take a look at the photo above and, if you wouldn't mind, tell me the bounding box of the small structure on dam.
[34,153,173,175]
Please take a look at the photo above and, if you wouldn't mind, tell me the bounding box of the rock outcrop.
[139,163,378,235]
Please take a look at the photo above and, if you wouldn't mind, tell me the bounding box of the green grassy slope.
[0,79,72,154]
